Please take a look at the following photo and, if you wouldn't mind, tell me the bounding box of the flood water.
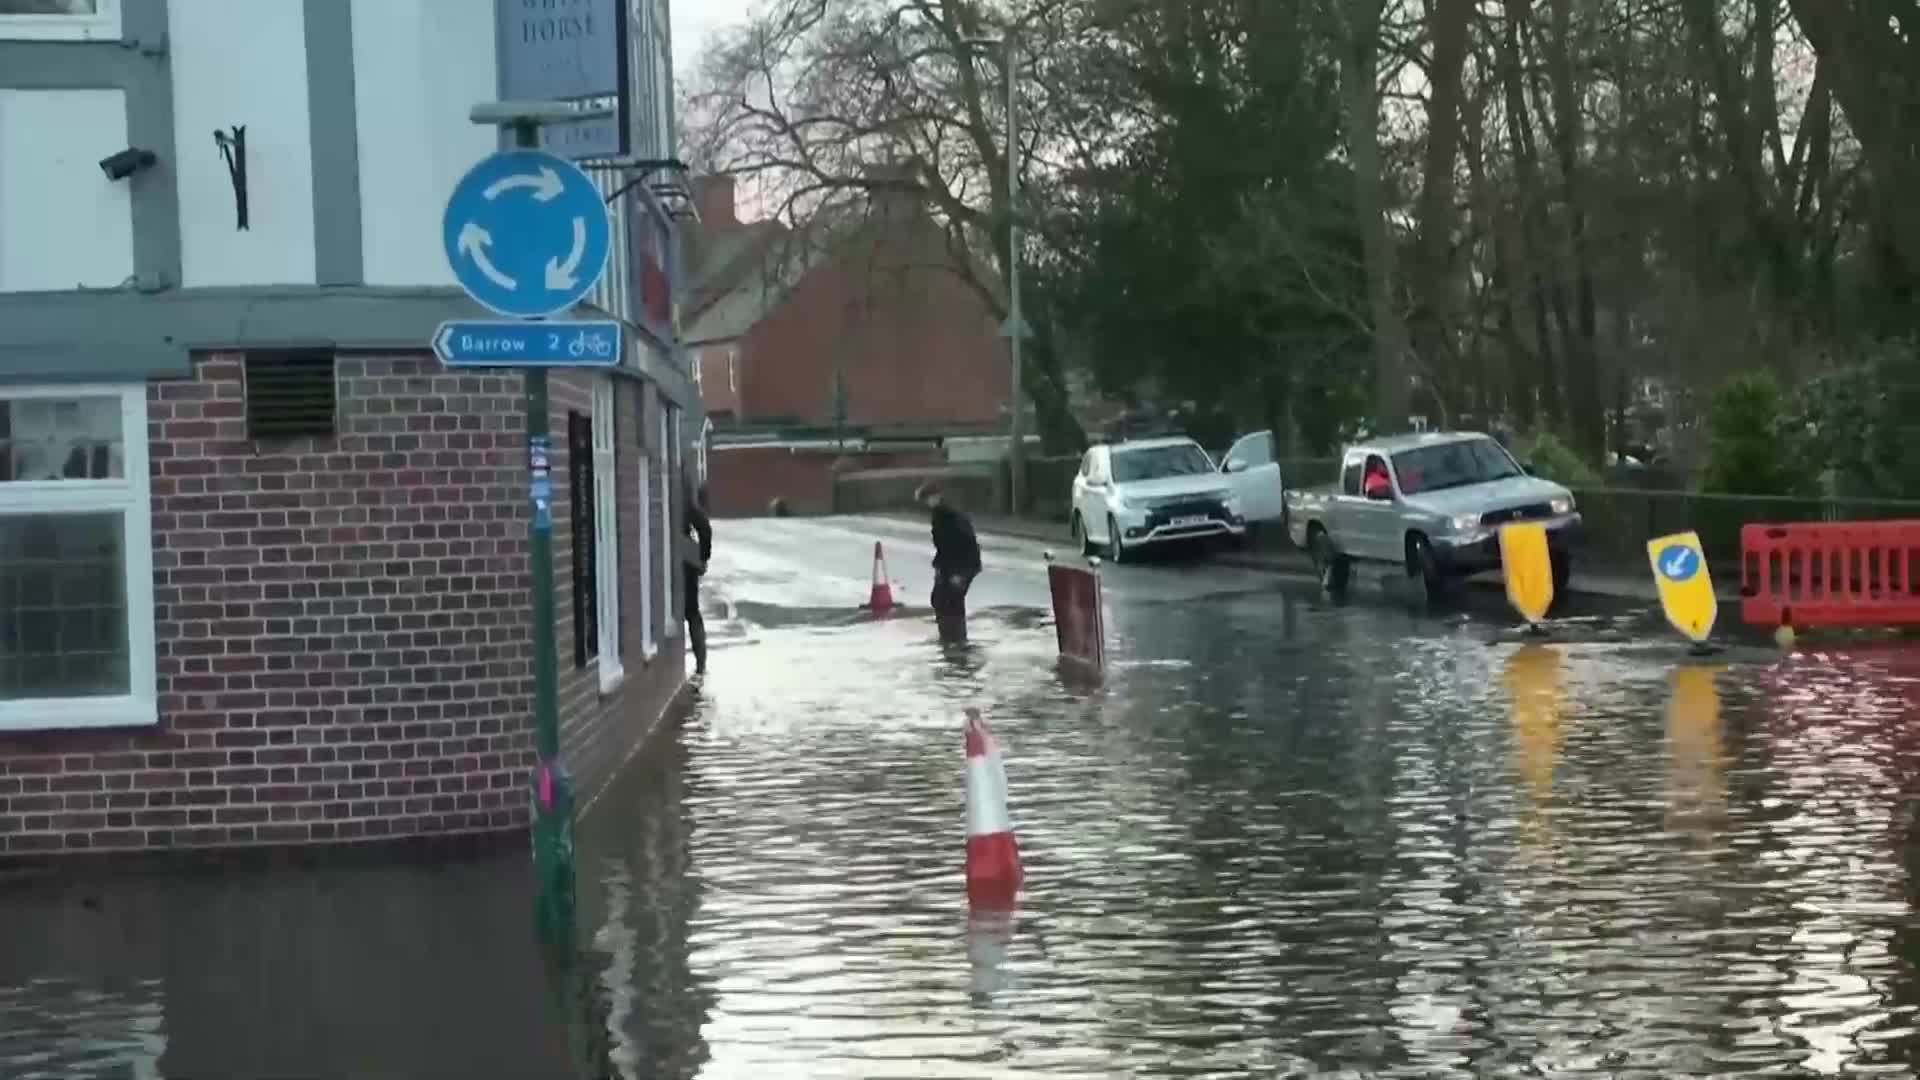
[9,539,1920,1077]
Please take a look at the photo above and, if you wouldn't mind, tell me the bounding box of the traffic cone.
[964,708,1023,910]
[867,541,895,614]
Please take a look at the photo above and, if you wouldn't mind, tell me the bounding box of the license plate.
[1171,515,1207,527]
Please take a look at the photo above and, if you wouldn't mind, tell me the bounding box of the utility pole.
[1001,37,1026,516]
[964,34,1027,515]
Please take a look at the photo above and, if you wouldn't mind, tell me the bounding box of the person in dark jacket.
[682,473,713,675]
[915,481,981,642]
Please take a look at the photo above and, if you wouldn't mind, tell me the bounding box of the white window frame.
[0,382,155,730]
[0,0,120,42]
[636,431,657,662]
[659,407,678,639]
[591,381,624,692]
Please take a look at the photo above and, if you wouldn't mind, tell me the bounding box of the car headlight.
[1109,491,1128,510]
[1450,514,1480,532]
[1550,496,1575,514]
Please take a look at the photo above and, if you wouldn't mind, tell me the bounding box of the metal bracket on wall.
[214,126,249,231]
[593,157,698,221]
[119,31,168,59]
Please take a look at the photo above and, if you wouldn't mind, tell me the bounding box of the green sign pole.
[511,118,576,947]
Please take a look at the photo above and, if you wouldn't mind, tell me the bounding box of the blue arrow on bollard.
[441,149,613,319]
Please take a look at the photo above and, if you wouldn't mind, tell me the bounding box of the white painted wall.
[0,89,136,292]
[351,0,497,288]
[168,0,315,287]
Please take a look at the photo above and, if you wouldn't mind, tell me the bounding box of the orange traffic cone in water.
[867,541,895,614]
[964,708,1023,910]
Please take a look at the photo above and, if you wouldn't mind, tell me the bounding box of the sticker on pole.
[1648,531,1716,644]
[1499,522,1554,625]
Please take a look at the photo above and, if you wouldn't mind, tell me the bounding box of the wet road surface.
[10,513,1920,1077]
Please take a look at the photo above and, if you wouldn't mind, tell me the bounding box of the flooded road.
[9,513,1920,1077]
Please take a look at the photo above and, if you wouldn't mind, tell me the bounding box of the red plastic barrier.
[1741,520,1920,628]
[1047,560,1106,670]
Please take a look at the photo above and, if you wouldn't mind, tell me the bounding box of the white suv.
[1069,437,1248,561]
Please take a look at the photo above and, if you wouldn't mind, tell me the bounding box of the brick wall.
[0,353,689,855]
[737,218,1008,428]
[546,371,688,809]
[706,444,944,517]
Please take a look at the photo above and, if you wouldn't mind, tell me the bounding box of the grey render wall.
[0,0,700,413]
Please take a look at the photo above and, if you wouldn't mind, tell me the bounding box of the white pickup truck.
[1284,431,1584,599]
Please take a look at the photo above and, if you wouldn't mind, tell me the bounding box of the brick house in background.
[683,170,1010,515]
[0,0,698,855]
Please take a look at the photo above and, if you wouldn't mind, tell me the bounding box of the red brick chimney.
[694,175,738,228]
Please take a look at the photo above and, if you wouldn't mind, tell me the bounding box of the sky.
[673,0,755,78]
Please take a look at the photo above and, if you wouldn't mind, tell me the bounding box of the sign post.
[1648,531,1717,653]
[1498,522,1555,630]
[443,104,616,946]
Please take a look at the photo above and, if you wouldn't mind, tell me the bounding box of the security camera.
[99,148,156,181]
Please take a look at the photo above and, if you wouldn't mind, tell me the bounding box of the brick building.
[0,0,698,854]
[683,171,1011,513]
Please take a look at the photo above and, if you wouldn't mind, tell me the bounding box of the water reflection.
[573,715,713,1080]
[17,562,1920,1075]
[1505,643,1567,812]
[1664,664,1725,830]
[0,851,569,1078]
[657,582,1920,1077]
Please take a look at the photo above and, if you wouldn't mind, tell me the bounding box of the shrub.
[1512,432,1603,489]
[1701,372,1816,497]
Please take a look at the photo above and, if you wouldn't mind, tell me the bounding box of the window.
[568,411,597,670]
[244,349,337,439]
[690,353,703,390]
[591,382,623,689]
[1226,432,1274,471]
[635,389,656,660]
[1341,456,1363,496]
[0,383,155,730]
[1391,437,1523,496]
[659,406,678,639]
[727,348,739,392]
[1110,443,1214,483]
[0,0,119,41]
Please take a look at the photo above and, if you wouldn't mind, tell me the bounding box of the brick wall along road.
[0,354,687,855]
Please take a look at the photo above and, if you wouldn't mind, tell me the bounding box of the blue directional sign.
[441,149,611,319]
[1655,543,1700,583]
[433,320,623,368]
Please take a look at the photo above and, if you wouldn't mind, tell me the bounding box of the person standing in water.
[681,473,712,675]
[914,480,981,643]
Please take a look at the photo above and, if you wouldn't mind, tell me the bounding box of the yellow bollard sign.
[1647,531,1716,644]
[1499,522,1555,625]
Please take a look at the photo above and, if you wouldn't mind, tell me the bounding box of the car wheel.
[1310,527,1349,596]
[1551,550,1572,600]
[1408,534,1445,605]
[1072,512,1092,557]
[1107,515,1127,564]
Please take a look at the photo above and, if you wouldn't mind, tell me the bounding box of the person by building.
[682,472,713,675]
[914,481,981,642]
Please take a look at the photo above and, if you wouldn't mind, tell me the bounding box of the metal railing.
[1020,455,1920,568]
